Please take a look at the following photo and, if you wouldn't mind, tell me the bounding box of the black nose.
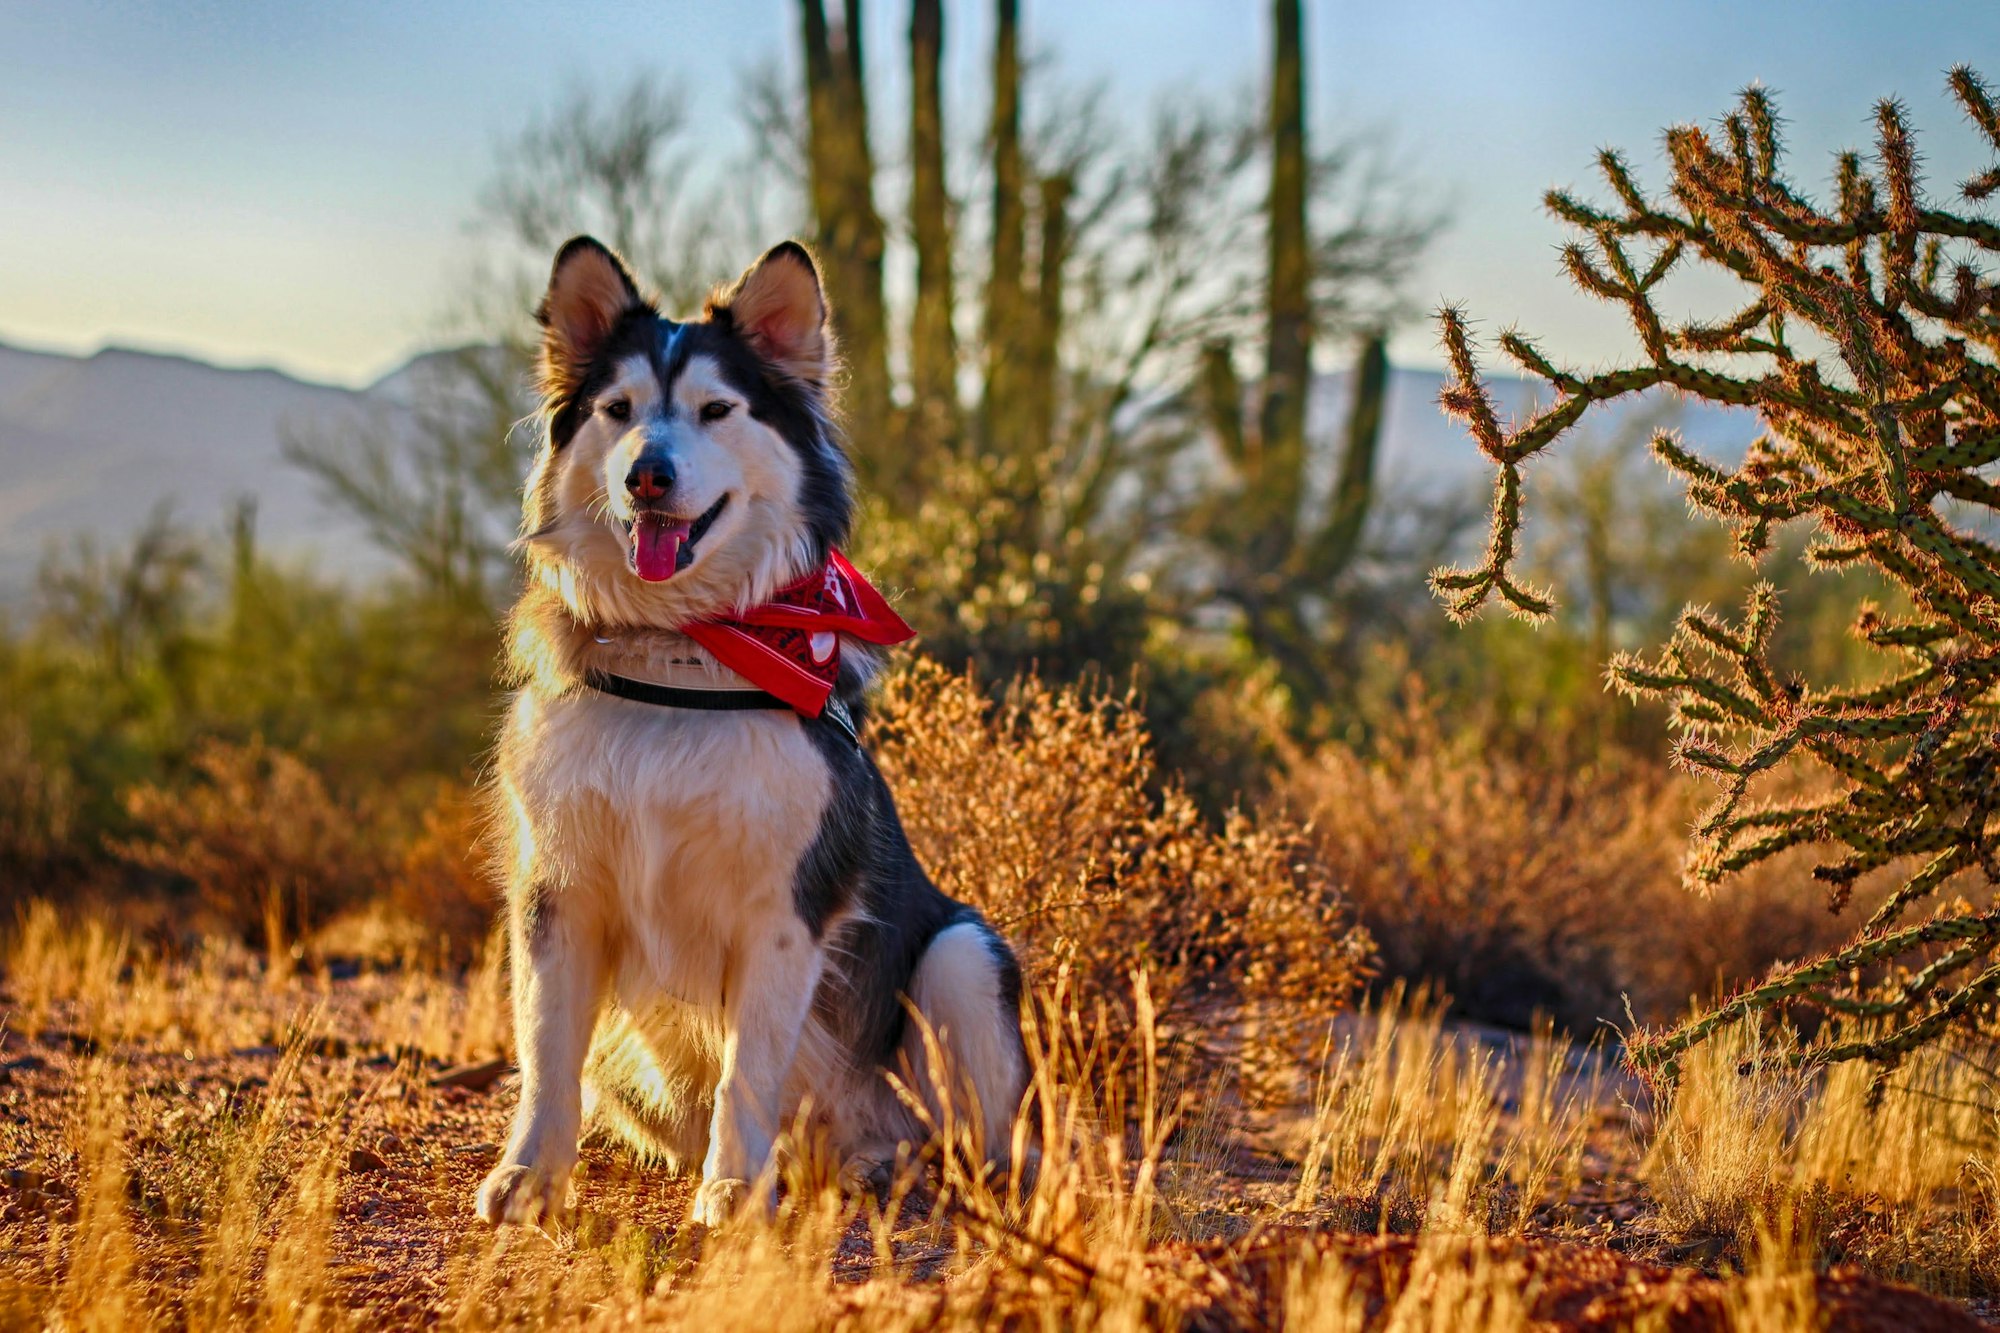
[625,456,675,501]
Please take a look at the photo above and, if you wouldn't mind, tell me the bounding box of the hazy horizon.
[4,0,1997,388]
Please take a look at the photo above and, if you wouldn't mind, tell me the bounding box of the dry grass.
[1643,1017,2000,1296]
[1290,987,1601,1239]
[0,909,1991,1330]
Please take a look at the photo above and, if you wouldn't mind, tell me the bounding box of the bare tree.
[284,346,523,607]
[480,79,724,312]
[291,77,737,605]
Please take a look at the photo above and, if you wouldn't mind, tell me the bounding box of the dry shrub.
[0,713,74,880]
[383,780,496,956]
[871,658,1372,1068]
[1280,696,1857,1032]
[118,738,383,964]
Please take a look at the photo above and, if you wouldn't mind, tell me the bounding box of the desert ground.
[1,890,1996,1331]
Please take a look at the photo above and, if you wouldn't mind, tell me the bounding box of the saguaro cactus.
[906,0,958,461]
[978,0,1030,468]
[799,0,894,488]
[1262,0,1312,517]
[1194,0,1389,707]
[1434,70,2000,1078]
[1200,331,1389,705]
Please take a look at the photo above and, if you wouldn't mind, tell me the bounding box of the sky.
[1,0,1996,388]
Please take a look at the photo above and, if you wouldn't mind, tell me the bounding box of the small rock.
[449,1142,500,1165]
[347,1148,388,1174]
[431,1059,512,1092]
[1,1169,45,1195]
[300,1034,352,1058]
[377,1133,406,1157]
[38,1030,100,1056]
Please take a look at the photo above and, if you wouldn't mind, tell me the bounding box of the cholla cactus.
[1433,69,2000,1079]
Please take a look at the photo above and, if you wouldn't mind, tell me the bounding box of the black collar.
[581,669,858,745]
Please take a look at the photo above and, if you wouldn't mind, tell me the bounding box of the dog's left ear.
[537,236,647,399]
[713,242,831,388]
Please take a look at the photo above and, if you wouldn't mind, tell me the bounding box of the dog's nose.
[625,456,675,501]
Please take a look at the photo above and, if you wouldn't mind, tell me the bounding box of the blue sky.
[1,0,1995,386]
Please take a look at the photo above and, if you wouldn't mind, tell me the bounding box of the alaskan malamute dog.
[475,237,1027,1227]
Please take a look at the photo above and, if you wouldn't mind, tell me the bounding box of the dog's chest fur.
[501,682,831,1010]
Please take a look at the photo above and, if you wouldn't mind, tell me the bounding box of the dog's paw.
[689,1176,753,1228]
[990,1148,1041,1205]
[474,1159,572,1227]
[837,1154,897,1199]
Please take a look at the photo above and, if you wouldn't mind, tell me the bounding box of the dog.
[474,236,1028,1228]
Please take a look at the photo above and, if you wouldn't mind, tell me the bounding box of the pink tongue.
[632,515,691,582]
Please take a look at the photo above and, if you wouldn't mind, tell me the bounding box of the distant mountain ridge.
[0,338,1763,604]
[0,340,421,602]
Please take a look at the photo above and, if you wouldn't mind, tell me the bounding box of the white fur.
[906,922,1030,1161]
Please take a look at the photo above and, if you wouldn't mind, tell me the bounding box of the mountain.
[1307,361,1764,506]
[0,338,1763,604]
[0,341,424,602]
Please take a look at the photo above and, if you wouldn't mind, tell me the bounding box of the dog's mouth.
[626,495,729,582]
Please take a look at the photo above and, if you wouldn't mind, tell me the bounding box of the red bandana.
[681,551,915,716]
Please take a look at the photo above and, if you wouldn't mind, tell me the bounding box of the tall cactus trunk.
[799,0,895,495]
[1191,5,1394,714]
[1024,172,1073,484]
[906,0,958,465]
[1260,0,1311,548]
[979,0,1031,485]
[1309,332,1386,579]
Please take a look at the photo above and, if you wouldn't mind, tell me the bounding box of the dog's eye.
[700,401,733,423]
[602,399,631,422]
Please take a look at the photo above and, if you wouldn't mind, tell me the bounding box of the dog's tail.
[904,914,1029,1171]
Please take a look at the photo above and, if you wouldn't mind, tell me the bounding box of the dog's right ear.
[536,237,646,398]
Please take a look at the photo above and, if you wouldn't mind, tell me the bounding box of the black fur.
[519,878,559,954]
[548,306,657,450]
[796,710,1012,1068]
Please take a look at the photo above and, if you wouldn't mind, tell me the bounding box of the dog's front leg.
[476,882,607,1226]
[692,925,824,1226]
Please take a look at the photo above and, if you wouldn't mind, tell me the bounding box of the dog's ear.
[712,242,831,388]
[536,237,646,398]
